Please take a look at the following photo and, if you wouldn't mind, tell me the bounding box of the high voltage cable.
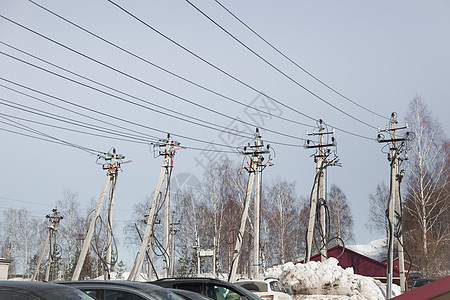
[0,50,255,142]
[106,0,316,122]
[0,41,255,141]
[0,77,255,149]
[0,19,304,144]
[0,196,51,207]
[0,115,102,155]
[0,100,156,144]
[0,117,236,155]
[0,83,249,152]
[25,0,314,129]
[213,0,389,121]
[106,1,374,141]
[0,112,149,145]
[0,83,161,142]
[0,46,308,144]
[184,0,377,130]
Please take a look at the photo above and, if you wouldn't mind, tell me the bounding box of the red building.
[297,245,401,281]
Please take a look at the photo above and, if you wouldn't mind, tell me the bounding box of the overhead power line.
[213,0,389,121]
[184,0,378,130]
[0,41,254,141]
[106,0,316,122]
[0,50,253,142]
[0,100,155,144]
[0,77,242,149]
[25,0,314,129]
[105,1,374,141]
[1,76,304,151]
[0,17,305,143]
[0,82,161,142]
[0,115,102,155]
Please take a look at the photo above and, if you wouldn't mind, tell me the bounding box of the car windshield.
[238,282,267,293]
[42,288,95,300]
[150,288,186,300]
[269,281,283,292]
[222,284,262,300]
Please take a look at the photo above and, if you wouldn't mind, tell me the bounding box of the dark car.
[168,288,213,300]
[151,278,262,300]
[58,280,186,300]
[0,280,95,300]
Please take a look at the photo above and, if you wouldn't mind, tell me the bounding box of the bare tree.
[403,96,449,276]
[263,178,299,265]
[56,190,85,279]
[327,184,354,247]
[366,182,390,234]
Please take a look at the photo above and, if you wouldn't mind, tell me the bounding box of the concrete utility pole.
[304,120,339,263]
[169,212,180,277]
[72,148,126,281]
[377,113,409,299]
[228,128,273,282]
[32,208,63,281]
[128,135,179,281]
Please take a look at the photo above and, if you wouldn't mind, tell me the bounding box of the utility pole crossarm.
[228,128,273,282]
[32,208,63,281]
[304,119,339,263]
[128,135,179,281]
[72,148,126,281]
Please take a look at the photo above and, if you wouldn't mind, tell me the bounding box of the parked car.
[234,278,292,300]
[0,280,95,300]
[151,277,262,300]
[58,280,186,300]
[410,278,438,290]
[168,288,214,300]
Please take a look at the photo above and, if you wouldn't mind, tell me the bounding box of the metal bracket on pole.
[32,208,63,281]
[72,148,127,281]
[304,119,339,263]
[377,113,410,299]
[228,128,273,282]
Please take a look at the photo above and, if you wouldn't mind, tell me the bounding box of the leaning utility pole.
[304,120,339,263]
[72,149,127,281]
[128,135,179,281]
[377,113,409,298]
[31,208,63,281]
[228,128,273,282]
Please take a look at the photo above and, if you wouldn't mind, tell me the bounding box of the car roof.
[59,280,163,290]
[154,277,224,282]
[0,281,93,299]
[151,277,263,300]
[0,280,77,292]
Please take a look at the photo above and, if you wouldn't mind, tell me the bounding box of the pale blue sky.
[1,0,449,269]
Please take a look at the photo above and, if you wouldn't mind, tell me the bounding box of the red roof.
[297,245,399,278]
[392,276,450,299]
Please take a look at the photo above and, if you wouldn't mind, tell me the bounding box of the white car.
[234,278,293,300]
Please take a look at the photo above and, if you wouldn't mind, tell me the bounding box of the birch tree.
[403,96,449,276]
[366,182,390,235]
[263,178,299,265]
[56,190,85,279]
[328,184,354,246]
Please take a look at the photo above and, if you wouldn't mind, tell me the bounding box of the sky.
[1,0,449,270]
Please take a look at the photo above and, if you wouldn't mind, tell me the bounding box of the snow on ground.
[265,258,400,300]
[346,238,388,262]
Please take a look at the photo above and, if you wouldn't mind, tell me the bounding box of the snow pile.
[347,238,387,262]
[265,258,399,300]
